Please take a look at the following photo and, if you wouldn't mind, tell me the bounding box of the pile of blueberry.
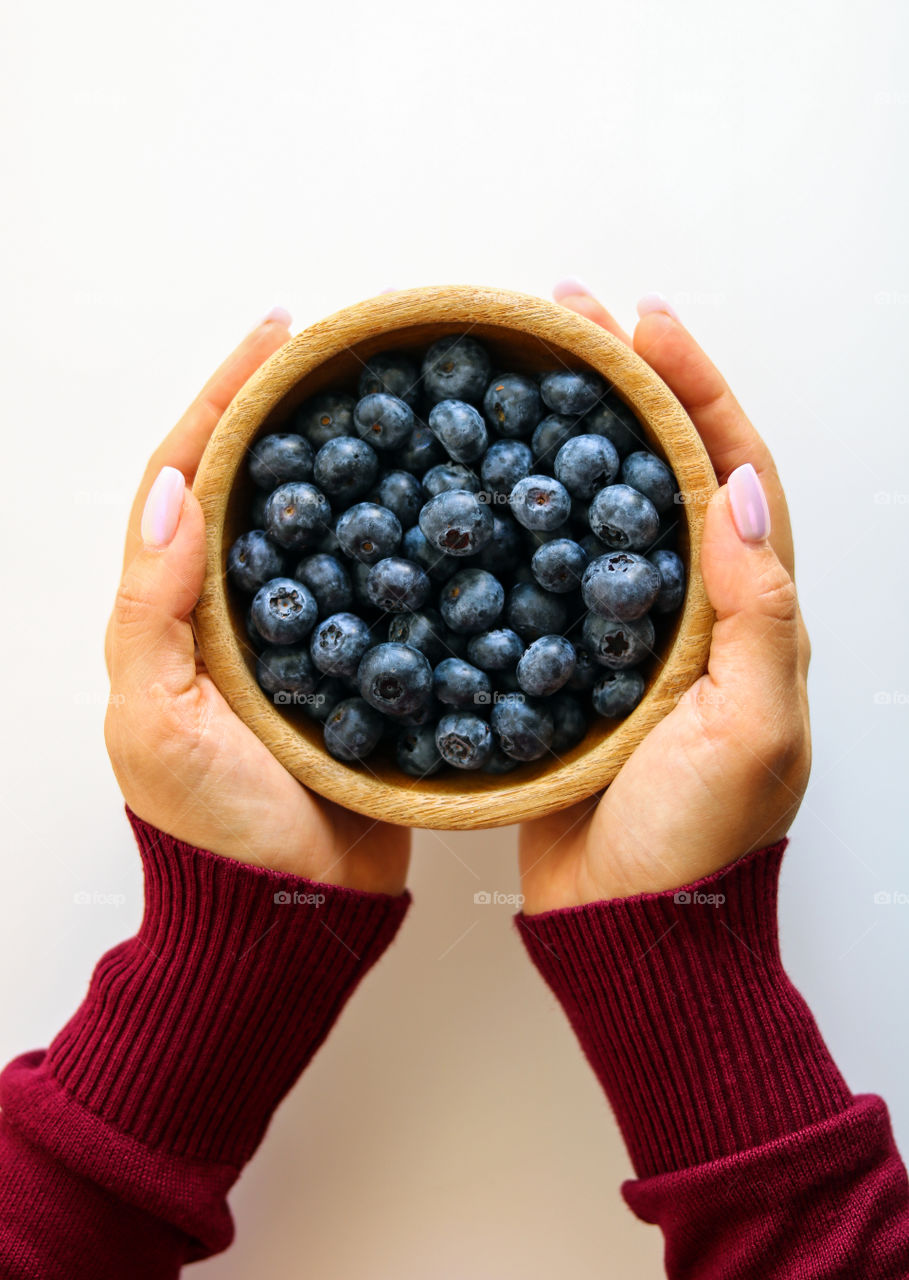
[227,334,685,776]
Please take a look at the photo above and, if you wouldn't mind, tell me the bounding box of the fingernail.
[637,291,679,321]
[260,306,292,328]
[553,277,592,301]
[141,467,185,548]
[727,463,771,542]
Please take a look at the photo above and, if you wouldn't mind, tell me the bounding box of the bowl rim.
[192,285,717,830]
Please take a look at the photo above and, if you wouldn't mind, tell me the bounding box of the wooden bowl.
[193,286,716,830]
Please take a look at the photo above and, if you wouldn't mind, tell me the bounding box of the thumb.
[107,467,206,693]
[700,463,799,696]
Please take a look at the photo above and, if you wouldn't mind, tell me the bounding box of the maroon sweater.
[0,813,907,1278]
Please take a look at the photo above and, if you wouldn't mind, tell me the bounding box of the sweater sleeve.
[0,808,411,1280]
[516,839,909,1279]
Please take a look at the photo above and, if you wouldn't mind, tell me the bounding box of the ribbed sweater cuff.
[516,839,853,1179]
[39,809,411,1169]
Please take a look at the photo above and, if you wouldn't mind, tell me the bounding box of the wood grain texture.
[192,286,717,830]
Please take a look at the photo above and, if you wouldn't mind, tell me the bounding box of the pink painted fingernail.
[141,467,185,548]
[637,292,679,321]
[553,277,592,301]
[727,463,771,542]
[260,306,292,327]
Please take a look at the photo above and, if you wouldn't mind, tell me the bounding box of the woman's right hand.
[103,312,410,895]
[519,289,812,914]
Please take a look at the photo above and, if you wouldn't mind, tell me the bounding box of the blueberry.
[310,611,373,677]
[592,668,646,718]
[490,693,554,761]
[248,433,314,490]
[335,502,402,564]
[482,373,544,438]
[387,607,448,664]
[422,335,491,405]
[473,513,523,576]
[649,548,686,613]
[422,461,481,496]
[256,645,316,698]
[397,702,436,729]
[554,434,620,499]
[588,484,659,551]
[303,675,348,722]
[228,530,284,594]
[313,437,379,504]
[481,439,533,496]
[483,747,520,774]
[581,552,661,621]
[357,642,433,718]
[540,369,605,417]
[250,577,318,645]
[531,538,588,594]
[369,469,423,527]
[506,582,568,643]
[294,392,357,449]
[395,724,443,777]
[433,657,492,709]
[583,395,646,457]
[531,414,581,468]
[352,392,415,451]
[265,482,332,549]
[401,525,459,582]
[621,451,678,513]
[293,552,353,617]
[439,568,505,634]
[428,399,488,463]
[549,693,588,753]
[394,423,445,474]
[358,351,420,406]
[516,635,576,696]
[466,628,523,671]
[582,612,655,669]
[365,557,430,612]
[509,475,572,532]
[566,644,599,692]
[435,712,494,770]
[419,490,494,557]
[323,697,384,762]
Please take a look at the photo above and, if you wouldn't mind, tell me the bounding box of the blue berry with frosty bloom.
[228,530,284,594]
[396,724,443,777]
[310,611,373,678]
[422,461,481,497]
[313,437,378,505]
[265,482,332,549]
[433,657,492,709]
[353,393,414,450]
[506,582,568,642]
[323,697,384,762]
[649,548,686,613]
[509,475,572,532]
[540,369,605,416]
[581,551,661,620]
[490,693,554,762]
[369,469,423,527]
[592,668,646,718]
[422,335,491,405]
[554,434,619,499]
[549,693,589,752]
[516,635,577,696]
[481,439,533,496]
[583,396,646,457]
[394,423,444,474]
[387,608,448,664]
[401,525,459,582]
[335,502,402,564]
[582,612,655,669]
[248,433,314,490]
[588,483,659,551]
[482,373,544,437]
[439,568,505,634]
[293,552,353,617]
[256,645,317,698]
[358,351,420,406]
[531,538,588,593]
[419,490,494,557]
[428,399,488,463]
[357,643,433,718]
[365,557,430,612]
[250,577,318,645]
[473,514,523,576]
[435,712,494,770]
[466,628,523,671]
[294,392,357,449]
[531,414,580,468]
[621,451,678,513]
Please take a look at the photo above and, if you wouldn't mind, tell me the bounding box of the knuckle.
[752,563,798,625]
[113,578,154,636]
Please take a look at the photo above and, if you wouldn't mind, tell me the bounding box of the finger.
[107,467,206,691]
[122,308,292,573]
[630,300,794,579]
[552,281,633,346]
[699,466,800,713]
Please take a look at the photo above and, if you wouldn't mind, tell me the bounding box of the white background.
[1,1,908,1275]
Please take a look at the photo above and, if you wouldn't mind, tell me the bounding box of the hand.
[104,311,409,894]
[519,289,810,913]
